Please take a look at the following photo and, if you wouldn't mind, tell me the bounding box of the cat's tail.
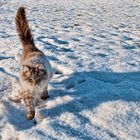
[15,7,35,47]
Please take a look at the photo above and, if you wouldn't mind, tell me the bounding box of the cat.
[9,7,53,120]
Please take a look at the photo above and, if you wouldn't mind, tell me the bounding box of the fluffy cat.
[9,7,53,120]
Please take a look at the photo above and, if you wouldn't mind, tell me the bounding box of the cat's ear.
[23,65,30,71]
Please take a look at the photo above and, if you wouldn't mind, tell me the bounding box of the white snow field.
[0,0,140,139]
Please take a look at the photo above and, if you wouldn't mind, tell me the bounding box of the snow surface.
[0,0,140,139]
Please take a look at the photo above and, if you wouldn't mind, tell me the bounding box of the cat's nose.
[36,78,41,84]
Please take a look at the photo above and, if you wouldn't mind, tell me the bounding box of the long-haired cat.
[9,7,53,120]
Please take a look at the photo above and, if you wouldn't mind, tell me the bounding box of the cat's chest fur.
[20,55,53,97]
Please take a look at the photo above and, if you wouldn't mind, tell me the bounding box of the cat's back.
[20,44,44,63]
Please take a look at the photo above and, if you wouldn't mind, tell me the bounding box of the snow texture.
[0,0,140,140]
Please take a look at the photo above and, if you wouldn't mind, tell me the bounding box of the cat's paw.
[26,110,35,120]
[8,96,21,103]
[41,95,50,100]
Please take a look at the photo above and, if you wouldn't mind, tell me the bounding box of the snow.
[0,0,140,139]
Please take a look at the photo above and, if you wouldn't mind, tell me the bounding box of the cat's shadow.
[41,71,140,119]
[40,71,140,139]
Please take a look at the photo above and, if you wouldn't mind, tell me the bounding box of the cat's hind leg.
[8,96,22,103]
[8,89,22,103]
[9,78,22,103]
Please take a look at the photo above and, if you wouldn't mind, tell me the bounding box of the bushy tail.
[15,7,35,47]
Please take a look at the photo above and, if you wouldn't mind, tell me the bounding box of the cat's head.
[21,64,47,85]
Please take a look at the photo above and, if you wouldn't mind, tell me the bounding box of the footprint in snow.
[54,69,63,75]
[66,78,86,89]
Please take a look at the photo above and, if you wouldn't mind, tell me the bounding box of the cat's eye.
[26,77,32,82]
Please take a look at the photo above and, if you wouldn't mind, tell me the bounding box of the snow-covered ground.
[0,0,140,139]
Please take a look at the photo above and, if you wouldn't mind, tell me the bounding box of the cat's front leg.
[23,94,35,120]
[40,88,49,100]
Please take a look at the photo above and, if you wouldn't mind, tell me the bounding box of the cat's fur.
[10,7,53,120]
